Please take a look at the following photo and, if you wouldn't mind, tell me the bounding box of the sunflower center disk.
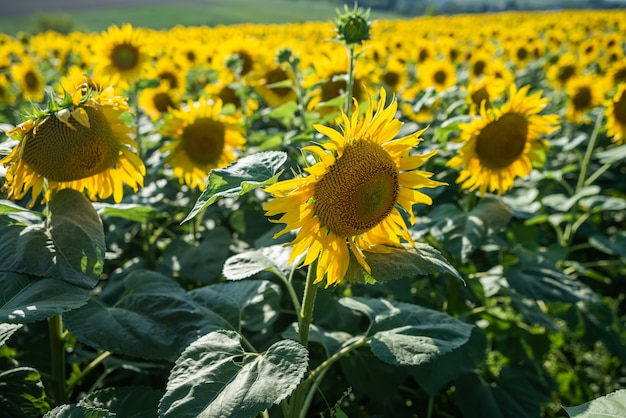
[22,106,121,182]
[475,112,528,170]
[614,94,626,125]
[314,141,399,237]
[573,87,592,110]
[182,118,226,166]
[111,43,139,70]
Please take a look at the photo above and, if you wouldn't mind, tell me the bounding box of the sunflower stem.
[287,263,319,418]
[48,315,68,406]
[562,111,603,246]
[344,44,356,115]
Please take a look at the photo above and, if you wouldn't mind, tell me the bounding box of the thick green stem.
[287,264,319,418]
[298,264,318,349]
[48,315,67,406]
[344,44,356,115]
[562,112,604,246]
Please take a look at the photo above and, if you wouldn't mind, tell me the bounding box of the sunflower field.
[1,5,626,418]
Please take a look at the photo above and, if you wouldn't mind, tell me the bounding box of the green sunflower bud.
[335,4,371,46]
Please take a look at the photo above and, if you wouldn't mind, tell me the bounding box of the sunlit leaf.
[563,389,626,417]
[94,203,157,223]
[222,244,293,281]
[182,151,287,223]
[340,297,474,366]
[159,330,308,418]
[344,243,462,283]
[43,405,113,418]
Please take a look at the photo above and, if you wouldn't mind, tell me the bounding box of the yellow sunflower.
[138,80,181,121]
[565,75,605,123]
[447,84,559,196]
[1,79,146,207]
[0,73,15,104]
[263,88,445,286]
[11,58,46,102]
[159,97,246,190]
[605,84,626,145]
[416,58,457,94]
[253,62,298,108]
[92,23,152,88]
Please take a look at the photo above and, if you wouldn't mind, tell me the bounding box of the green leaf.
[563,389,626,417]
[94,203,157,223]
[222,245,293,281]
[589,233,626,259]
[340,297,474,366]
[455,367,553,418]
[541,185,601,212]
[597,144,626,164]
[64,270,232,361]
[159,330,308,418]
[0,199,41,215]
[0,367,49,417]
[189,280,282,332]
[158,227,231,284]
[409,327,487,396]
[430,198,512,263]
[0,274,91,323]
[505,258,599,303]
[43,405,114,418]
[0,189,105,289]
[344,243,462,284]
[182,151,287,223]
[78,386,162,418]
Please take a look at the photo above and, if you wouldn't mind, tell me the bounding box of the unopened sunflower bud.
[335,4,371,45]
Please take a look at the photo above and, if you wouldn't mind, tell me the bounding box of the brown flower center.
[475,112,528,170]
[22,106,120,181]
[182,118,226,166]
[314,140,399,237]
[110,43,139,71]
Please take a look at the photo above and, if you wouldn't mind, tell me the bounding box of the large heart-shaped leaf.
[340,297,474,366]
[0,189,104,289]
[159,330,308,418]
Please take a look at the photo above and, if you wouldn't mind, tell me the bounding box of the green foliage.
[563,389,626,417]
[159,330,308,418]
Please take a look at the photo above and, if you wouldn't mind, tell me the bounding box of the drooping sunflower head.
[1,79,146,207]
[447,84,559,196]
[92,23,153,87]
[159,97,247,190]
[605,84,626,145]
[264,88,446,286]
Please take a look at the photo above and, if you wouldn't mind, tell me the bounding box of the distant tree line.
[308,0,624,15]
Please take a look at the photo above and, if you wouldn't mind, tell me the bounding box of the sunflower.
[11,58,46,102]
[92,23,152,88]
[447,84,559,196]
[605,84,626,145]
[417,58,457,94]
[253,62,298,108]
[1,79,146,207]
[263,88,445,286]
[465,75,506,115]
[138,79,181,121]
[0,73,15,104]
[159,97,246,190]
[565,75,605,123]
